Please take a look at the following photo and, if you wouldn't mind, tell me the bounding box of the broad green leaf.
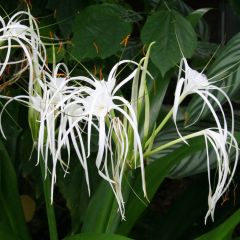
[195,209,240,240]
[71,4,132,60]
[81,181,116,233]
[0,219,19,240]
[0,140,30,240]
[64,233,132,240]
[58,162,92,233]
[150,119,240,179]
[187,8,211,28]
[141,10,197,76]
[46,0,90,37]
[207,34,240,77]
[230,0,240,15]
[131,175,208,240]
[117,137,205,235]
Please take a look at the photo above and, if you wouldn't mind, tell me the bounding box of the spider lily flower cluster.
[0,9,238,223]
[40,61,147,218]
[172,58,239,223]
[0,12,147,217]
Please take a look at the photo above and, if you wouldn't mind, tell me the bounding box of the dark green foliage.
[71,4,132,60]
[0,1,240,240]
[141,9,197,76]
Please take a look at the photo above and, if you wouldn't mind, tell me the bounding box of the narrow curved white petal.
[173,58,238,224]
[203,129,239,223]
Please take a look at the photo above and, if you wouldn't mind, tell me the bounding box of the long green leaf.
[0,140,30,240]
[117,137,205,235]
[64,233,132,240]
[195,209,240,240]
[57,159,97,233]
[81,181,115,233]
[131,175,209,240]
[0,219,19,240]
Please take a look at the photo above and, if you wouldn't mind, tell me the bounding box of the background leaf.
[46,0,90,37]
[71,4,132,60]
[130,175,209,240]
[147,64,170,133]
[58,161,94,233]
[195,209,240,240]
[81,181,116,233]
[187,8,211,28]
[0,219,19,240]
[150,123,217,178]
[0,140,30,240]
[117,137,205,235]
[141,9,197,76]
[64,233,132,240]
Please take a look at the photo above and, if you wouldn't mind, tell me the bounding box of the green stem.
[145,108,173,148]
[145,95,186,150]
[144,130,204,158]
[39,159,58,240]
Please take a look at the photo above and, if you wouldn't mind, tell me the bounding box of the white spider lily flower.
[0,60,93,204]
[0,11,46,92]
[54,100,91,198]
[0,62,87,203]
[173,57,234,142]
[66,60,146,218]
[0,79,88,204]
[35,64,92,202]
[171,58,238,223]
[203,128,238,223]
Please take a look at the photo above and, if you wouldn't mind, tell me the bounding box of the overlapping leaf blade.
[141,10,197,76]
[71,4,132,60]
[195,209,240,240]
[64,233,132,240]
[117,137,205,235]
[0,140,30,240]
